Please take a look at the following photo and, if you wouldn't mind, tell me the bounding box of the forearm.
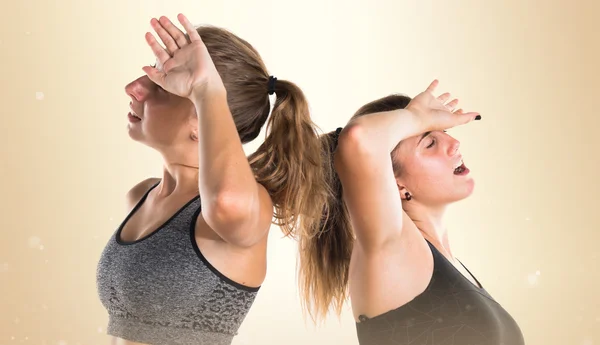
[333,108,420,250]
[191,87,259,221]
[344,109,424,154]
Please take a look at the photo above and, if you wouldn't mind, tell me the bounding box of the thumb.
[142,66,166,88]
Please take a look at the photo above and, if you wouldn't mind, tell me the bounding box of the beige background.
[1,0,599,344]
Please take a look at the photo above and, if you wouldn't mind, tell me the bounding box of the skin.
[111,14,273,345]
[334,80,482,321]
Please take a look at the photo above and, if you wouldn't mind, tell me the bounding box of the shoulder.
[125,177,161,210]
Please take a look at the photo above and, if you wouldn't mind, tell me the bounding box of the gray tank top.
[96,182,260,345]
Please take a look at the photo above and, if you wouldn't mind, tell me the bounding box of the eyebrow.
[417,131,432,145]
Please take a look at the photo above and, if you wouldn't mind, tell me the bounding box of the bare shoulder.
[125,177,161,210]
[349,217,434,320]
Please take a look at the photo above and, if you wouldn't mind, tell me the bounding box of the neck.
[404,202,453,255]
[156,148,199,197]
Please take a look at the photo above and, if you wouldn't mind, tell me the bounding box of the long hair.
[197,26,329,237]
[297,94,412,323]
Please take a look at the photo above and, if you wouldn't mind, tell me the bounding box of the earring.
[405,192,412,201]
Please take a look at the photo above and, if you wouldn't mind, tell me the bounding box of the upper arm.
[202,181,274,248]
[334,125,406,251]
[125,178,161,211]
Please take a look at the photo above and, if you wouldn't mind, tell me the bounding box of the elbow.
[334,124,374,165]
[202,191,260,247]
[205,191,254,227]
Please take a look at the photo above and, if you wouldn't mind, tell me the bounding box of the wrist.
[396,108,428,135]
[189,79,227,106]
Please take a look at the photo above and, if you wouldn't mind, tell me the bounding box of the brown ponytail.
[195,26,329,238]
[297,128,354,323]
[297,94,413,323]
[248,80,329,237]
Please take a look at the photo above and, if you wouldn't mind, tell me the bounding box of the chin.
[445,177,475,204]
[127,125,143,142]
[459,177,476,199]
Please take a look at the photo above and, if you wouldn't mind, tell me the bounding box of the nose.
[125,76,152,102]
[447,136,460,156]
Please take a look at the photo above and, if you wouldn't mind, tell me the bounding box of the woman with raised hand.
[299,80,525,344]
[96,14,327,345]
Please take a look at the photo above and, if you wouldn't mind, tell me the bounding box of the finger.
[159,16,189,48]
[151,18,178,55]
[454,108,464,115]
[457,112,481,124]
[437,92,451,103]
[445,98,459,111]
[178,13,202,42]
[426,79,439,93]
[145,32,171,65]
[142,65,166,88]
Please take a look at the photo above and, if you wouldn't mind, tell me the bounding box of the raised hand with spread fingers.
[142,14,224,100]
[406,79,481,132]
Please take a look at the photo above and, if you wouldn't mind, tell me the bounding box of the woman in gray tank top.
[96,13,328,345]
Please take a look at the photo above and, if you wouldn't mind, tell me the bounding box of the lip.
[452,155,464,170]
[129,102,142,119]
[453,158,470,176]
[455,163,470,176]
[452,154,471,176]
[128,112,141,123]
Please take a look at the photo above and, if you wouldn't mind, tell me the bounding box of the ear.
[188,113,199,141]
[190,129,198,141]
[396,179,411,201]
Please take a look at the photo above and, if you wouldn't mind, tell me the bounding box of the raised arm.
[143,14,272,248]
[334,80,480,251]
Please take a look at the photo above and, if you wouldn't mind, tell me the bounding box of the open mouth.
[453,160,470,175]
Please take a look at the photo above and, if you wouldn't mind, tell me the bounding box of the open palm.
[407,80,480,132]
[141,14,223,99]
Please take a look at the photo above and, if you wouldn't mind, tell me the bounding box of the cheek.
[145,99,168,117]
[422,159,451,179]
[145,100,188,127]
[141,110,178,142]
[404,157,452,191]
[407,155,447,177]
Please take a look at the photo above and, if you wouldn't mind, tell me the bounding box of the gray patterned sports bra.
[96,182,259,345]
